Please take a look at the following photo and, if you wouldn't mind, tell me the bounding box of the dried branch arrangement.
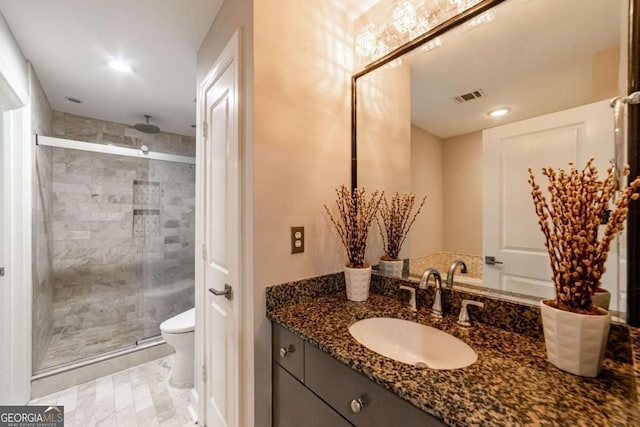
[528,159,640,313]
[376,192,427,260]
[324,186,383,268]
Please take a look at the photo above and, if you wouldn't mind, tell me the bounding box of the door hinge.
[202,364,207,382]
[0,267,4,277]
[202,121,208,139]
[202,244,207,260]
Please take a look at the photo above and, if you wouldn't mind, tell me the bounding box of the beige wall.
[410,125,443,257]
[592,47,621,101]
[253,1,353,424]
[442,130,483,255]
[254,0,353,285]
[357,64,411,262]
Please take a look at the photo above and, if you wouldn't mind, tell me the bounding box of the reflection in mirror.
[355,0,629,315]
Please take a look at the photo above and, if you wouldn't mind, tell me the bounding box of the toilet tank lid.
[160,308,195,333]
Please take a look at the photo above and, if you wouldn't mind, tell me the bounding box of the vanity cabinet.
[273,323,352,426]
[272,322,304,381]
[272,323,446,427]
[273,365,353,427]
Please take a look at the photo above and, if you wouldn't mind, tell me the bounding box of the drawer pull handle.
[350,397,365,414]
[279,346,294,358]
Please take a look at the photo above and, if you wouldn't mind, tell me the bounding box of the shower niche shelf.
[133,180,161,206]
[133,209,161,237]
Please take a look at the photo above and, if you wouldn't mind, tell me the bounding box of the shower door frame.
[36,135,196,165]
[32,135,196,373]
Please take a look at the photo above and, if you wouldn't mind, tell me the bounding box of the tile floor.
[30,356,197,427]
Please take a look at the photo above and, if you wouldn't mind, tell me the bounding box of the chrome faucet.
[420,268,443,319]
[457,300,484,327]
[398,285,417,312]
[446,260,467,288]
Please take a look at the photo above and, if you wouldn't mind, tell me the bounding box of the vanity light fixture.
[390,1,418,35]
[108,60,132,73]
[488,107,511,117]
[354,0,487,66]
[356,23,378,57]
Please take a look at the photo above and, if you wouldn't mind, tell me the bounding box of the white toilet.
[160,307,195,388]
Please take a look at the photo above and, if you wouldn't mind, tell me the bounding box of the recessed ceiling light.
[109,60,132,72]
[64,96,83,104]
[488,107,511,117]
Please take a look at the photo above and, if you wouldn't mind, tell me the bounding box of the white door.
[483,100,616,301]
[198,30,242,427]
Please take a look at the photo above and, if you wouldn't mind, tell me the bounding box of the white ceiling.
[406,0,624,139]
[0,0,223,137]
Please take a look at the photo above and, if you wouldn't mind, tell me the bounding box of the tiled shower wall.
[51,110,195,156]
[33,149,54,370]
[31,66,54,371]
[34,111,195,371]
[39,147,195,370]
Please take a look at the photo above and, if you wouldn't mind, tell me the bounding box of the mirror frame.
[350,0,640,325]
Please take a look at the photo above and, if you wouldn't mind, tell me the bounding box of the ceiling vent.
[453,89,486,103]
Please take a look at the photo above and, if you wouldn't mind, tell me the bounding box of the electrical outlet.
[291,226,304,254]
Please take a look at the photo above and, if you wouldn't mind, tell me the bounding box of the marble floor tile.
[30,356,196,427]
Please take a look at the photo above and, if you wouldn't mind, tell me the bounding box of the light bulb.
[356,24,378,57]
[391,1,418,35]
[488,107,511,117]
[109,60,132,72]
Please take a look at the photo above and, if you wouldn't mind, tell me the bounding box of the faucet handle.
[399,285,417,312]
[457,300,484,327]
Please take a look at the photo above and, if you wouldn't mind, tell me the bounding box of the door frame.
[196,28,253,426]
[0,75,32,403]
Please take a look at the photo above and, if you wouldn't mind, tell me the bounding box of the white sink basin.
[348,317,477,369]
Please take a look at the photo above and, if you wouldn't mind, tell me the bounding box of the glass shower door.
[136,155,196,342]
[34,144,145,371]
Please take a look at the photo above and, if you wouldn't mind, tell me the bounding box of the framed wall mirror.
[351,0,640,323]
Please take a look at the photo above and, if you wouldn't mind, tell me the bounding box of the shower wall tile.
[39,143,195,370]
[33,145,54,371]
[52,111,196,156]
[32,68,54,371]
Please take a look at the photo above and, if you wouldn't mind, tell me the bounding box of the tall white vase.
[378,259,403,277]
[540,300,611,377]
[344,265,372,302]
[592,289,611,311]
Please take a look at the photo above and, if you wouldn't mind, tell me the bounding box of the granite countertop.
[268,292,639,427]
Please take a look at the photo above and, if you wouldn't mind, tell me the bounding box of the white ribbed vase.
[344,265,372,302]
[540,300,611,377]
[378,259,403,277]
[593,290,611,311]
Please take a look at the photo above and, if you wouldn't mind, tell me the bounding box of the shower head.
[134,115,160,134]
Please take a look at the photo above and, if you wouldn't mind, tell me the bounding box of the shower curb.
[31,339,173,399]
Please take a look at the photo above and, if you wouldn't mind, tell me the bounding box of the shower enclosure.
[33,135,195,373]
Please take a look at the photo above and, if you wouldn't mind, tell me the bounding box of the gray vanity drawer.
[304,343,446,427]
[273,364,353,427]
[272,323,304,382]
